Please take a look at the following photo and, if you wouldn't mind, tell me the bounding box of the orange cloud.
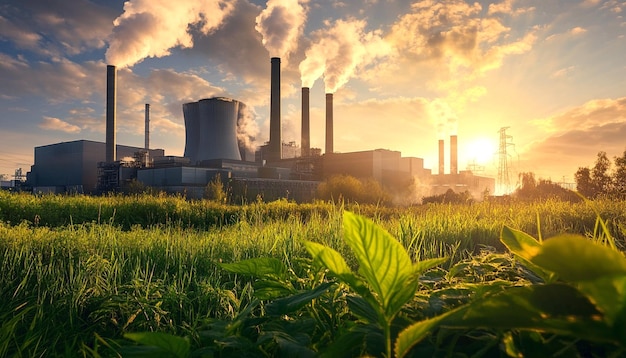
[39,116,81,133]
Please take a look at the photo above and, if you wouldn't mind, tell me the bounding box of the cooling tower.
[438,139,444,175]
[183,102,201,164]
[450,134,458,175]
[106,65,116,163]
[325,93,333,154]
[145,103,150,150]
[183,98,242,163]
[301,87,310,157]
[269,57,282,161]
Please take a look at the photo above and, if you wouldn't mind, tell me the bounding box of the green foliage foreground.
[123,212,626,357]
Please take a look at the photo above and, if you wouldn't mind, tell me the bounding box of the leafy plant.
[304,211,446,357]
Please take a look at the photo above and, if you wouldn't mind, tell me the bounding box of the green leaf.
[395,307,464,358]
[575,275,626,329]
[531,234,626,282]
[303,241,352,276]
[124,332,190,358]
[413,257,447,276]
[253,279,295,300]
[265,282,334,316]
[500,226,541,261]
[219,257,288,280]
[342,211,418,318]
[500,226,555,282]
[304,240,375,304]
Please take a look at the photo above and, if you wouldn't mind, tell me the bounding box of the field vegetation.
[1,190,625,356]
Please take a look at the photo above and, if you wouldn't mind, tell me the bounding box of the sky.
[1,0,625,190]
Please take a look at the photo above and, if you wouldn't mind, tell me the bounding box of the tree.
[575,167,596,198]
[591,151,613,195]
[614,150,626,198]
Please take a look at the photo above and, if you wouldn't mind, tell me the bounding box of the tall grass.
[0,191,625,355]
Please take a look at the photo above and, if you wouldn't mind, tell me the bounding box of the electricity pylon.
[497,127,515,195]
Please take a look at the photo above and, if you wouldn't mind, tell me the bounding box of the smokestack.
[269,57,282,161]
[325,93,333,154]
[438,139,444,175]
[450,134,458,175]
[144,103,150,150]
[106,65,117,163]
[301,87,310,157]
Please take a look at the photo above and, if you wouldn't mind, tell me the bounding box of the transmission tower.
[497,127,515,194]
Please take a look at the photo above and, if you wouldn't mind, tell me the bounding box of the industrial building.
[23,57,494,202]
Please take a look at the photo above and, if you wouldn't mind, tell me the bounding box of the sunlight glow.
[465,138,497,165]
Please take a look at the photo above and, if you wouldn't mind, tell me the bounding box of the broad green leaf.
[445,284,615,343]
[304,240,376,304]
[346,295,379,323]
[253,279,295,300]
[395,307,465,358]
[219,257,287,280]
[531,234,626,282]
[576,275,626,328]
[303,241,352,276]
[265,282,334,316]
[500,226,541,261]
[124,332,190,358]
[413,257,447,276]
[500,226,555,282]
[343,211,417,318]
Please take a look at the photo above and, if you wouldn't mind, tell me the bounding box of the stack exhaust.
[144,103,150,150]
[106,65,117,163]
[450,134,458,175]
[301,87,310,157]
[325,93,333,154]
[438,139,444,175]
[269,57,282,161]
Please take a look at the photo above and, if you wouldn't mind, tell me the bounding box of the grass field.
[1,191,625,356]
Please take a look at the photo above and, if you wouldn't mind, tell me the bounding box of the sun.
[465,138,497,166]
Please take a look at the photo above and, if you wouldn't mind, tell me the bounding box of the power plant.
[24,58,494,201]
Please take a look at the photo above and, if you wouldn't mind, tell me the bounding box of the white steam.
[105,0,234,68]
[429,99,458,138]
[255,0,307,62]
[299,19,390,92]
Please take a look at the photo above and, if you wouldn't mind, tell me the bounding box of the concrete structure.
[106,65,116,163]
[268,57,282,162]
[301,87,310,157]
[438,139,445,175]
[325,93,333,154]
[183,97,243,164]
[28,140,164,193]
[450,135,458,175]
[145,103,150,150]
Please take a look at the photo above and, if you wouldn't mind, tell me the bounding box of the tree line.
[575,150,626,199]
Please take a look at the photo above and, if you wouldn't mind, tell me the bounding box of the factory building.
[28,140,164,194]
[23,59,495,202]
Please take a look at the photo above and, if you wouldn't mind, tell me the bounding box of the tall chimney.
[325,93,333,154]
[106,65,117,163]
[144,103,150,150]
[269,57,282,161]
[450,134,458,175]
[438,139,444,175]
[301,87,310,157]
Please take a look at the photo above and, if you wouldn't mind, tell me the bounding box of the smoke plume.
[255,0,307,62]
[105,0,234,68]
[299,19,390,92]
[429,99,458,138]
[237,102,260,151]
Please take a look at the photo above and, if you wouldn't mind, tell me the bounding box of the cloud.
[550,65,575,79]
[488,0,535,16]
[1,0,116,56]
[521,97,626,179]
[569,26,587,35]
[39,116,81,133]
[380,0,536,91]
[255,0,308,62]
[105,0,235,68]
[299,18,391,91]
